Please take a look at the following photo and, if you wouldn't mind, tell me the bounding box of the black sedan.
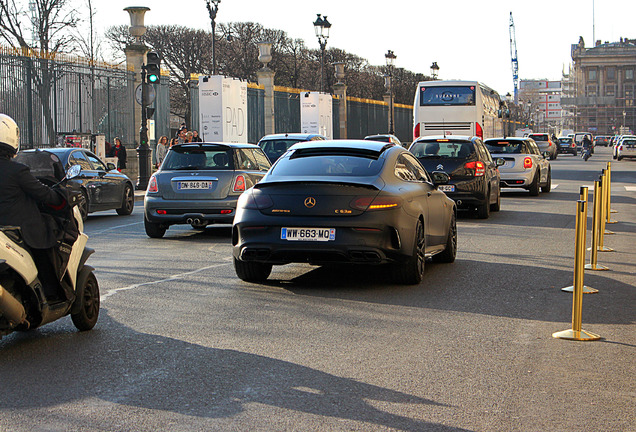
[15,147,135,220]
[232,140,457,285]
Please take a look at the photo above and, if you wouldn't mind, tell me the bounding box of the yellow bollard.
[553,200,601,341]
[598,171,614,252]
[585,181,609,271]
[563,186,598,292]
[606,162,618,218]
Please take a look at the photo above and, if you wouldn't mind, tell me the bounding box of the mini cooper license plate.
[439,185,455,192]
[281,228,335,241]
[177,181,213,190]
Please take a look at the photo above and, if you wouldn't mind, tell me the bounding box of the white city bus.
[413,80,505,141]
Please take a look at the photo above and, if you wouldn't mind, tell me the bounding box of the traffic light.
[146,51,161,84]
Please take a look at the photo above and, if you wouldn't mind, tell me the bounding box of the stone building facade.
[562,37,636,135]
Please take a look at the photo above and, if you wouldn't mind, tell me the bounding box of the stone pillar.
[257,42,275,136]
[333,62,347,139]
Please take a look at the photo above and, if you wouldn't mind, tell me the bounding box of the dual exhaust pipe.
[187,217,206,227]
[0,284,27,328]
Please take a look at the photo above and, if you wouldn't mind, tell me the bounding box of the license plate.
[439,185,455,192]
[177,181,213,190]
[281,227,335,241]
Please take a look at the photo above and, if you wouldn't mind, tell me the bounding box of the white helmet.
[0,114,20,153]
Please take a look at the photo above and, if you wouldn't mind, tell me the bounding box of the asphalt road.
[1,147,634,432]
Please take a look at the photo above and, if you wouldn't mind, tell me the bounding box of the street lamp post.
[313,14,331,92]
[205,0,221,75]
[385,50,396,135]
[430,61,439,79]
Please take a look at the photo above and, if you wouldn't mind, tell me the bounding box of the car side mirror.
[495,158,506,167]
[66,164,82,179]
[431,171,450,186]
[106,162,116,170]
[542,151,550,159]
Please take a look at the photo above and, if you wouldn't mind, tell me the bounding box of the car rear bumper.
[144,195,238,224]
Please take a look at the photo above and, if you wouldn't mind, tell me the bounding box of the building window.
[606,67,616,81]
[586,85,598,97]
[605,85,616,96]
[626,69,634,81]
[588,69,597,81]
[625,85,634,107]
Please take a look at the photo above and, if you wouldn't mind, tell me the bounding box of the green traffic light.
[148,74,158,83]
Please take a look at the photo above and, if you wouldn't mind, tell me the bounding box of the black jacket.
[0,159,64,249]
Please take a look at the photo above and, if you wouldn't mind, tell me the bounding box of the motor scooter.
[0,164,99,340]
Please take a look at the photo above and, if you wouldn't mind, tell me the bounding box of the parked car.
[232,140,457,285]
[527,133,558,160]
[364,134,404,147]
[257,133,326,163]
[594,135,610,147]
[144,143,271,238]
[484,137,552,196]
[616,137,636,160]
[556,136,578,155]
[15,147,135,220]
[408,135,502,219]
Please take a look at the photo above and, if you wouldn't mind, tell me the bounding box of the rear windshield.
[558,138,572,143]
[259,139,304,162]
[161,147,234,170]
[484,141,524,154]
[410,140,475,159]
[418,86,476,106]
[269,153,384,177]
[622,139,636,146]
[529,134,548,141]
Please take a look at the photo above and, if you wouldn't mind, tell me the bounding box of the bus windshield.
[418,86,476,106]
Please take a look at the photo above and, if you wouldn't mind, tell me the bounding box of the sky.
[86,0,636,97]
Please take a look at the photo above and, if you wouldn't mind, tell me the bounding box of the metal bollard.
[606,161,618,218]
[597,171,614,252]
[553,200,601,341]
[562,186,598,293]
[585,180,609,271]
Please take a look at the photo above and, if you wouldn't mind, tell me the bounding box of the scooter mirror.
[66,164,82,179]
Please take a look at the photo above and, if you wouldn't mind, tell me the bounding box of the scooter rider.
[582,134,593,161]
[0,114,66,299]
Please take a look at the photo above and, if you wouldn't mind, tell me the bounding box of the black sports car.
[232,140,457,285]
[15,148,135,220]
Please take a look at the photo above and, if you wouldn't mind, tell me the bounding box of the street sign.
[135,83,156,106]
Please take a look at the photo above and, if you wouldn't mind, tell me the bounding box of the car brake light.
[571,143,576,148]
[464,161,485,176]
[147,175,158,193]
[237,189,273,210]
[475,122,483,140]
[524,157,532,169]
[350,196,401,211]
[414,123,421,139]
[233,175,246,192]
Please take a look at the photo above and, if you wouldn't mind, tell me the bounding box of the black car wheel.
[116,184,134,216]
[392,219,425,285]
[541,170,552,193]
[78,190,89,221]
[476,189,491,219]
[144,215,167,238]
[71,271,100,331]
[490,187,501,212]
[528,174,540,196]
[234,257,272,282]
[432,212,457,264]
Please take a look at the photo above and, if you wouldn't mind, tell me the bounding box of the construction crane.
[509,12,519,104]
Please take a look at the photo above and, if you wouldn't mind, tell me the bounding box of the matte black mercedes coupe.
[232,140,457,285]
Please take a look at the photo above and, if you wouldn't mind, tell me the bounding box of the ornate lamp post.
[430,61,439,79]
[385,50,396,135]
[313,14,331,92]
[205,0,221,75]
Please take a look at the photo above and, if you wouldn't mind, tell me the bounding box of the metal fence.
[0,47,136,148]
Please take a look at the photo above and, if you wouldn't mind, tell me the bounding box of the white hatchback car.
[616,137,636,161]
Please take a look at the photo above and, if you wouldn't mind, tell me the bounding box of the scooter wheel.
[71,271,100,331]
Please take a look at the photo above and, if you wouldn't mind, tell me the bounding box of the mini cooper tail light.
[475,122,483,140]
[523,157,533,169]
[464,161,485,176]
[413,123,421,139]
[147,175,158,193]
[233,175,246,192]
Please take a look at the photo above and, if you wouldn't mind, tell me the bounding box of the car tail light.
[571,143,576,148]
[619,145,623,151]
[237,189,273,210]
[350,196,402,211]
[523,157,533,169]
[147,175,158,193]
[156,210,167,214]
[233,175,246,192]
[475,122,483,140]
[464,161,485,176]
[414,123,421,139]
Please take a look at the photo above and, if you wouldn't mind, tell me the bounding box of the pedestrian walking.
[192,130,203,142]
[114,137,127,171]
[154,135,169,169]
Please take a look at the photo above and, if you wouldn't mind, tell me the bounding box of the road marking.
[551,184,558,189]
[90,221,143,235]
[101,259,232,301]
[626,186,636,192]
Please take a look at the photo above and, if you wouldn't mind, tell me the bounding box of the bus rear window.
[419,86,476,106]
